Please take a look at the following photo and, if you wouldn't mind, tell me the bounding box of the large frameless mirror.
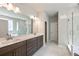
[0,7,33,38]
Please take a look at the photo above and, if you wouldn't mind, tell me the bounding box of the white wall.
[0,19,8,38]
[33,18,45,34]
[58,8,73,47]
[33,12,49,45]
[58,6,79,55]
[58,8,79,55]
[39,12,50,44]
[58,7,79,45]
[73,8,79,46]
[49,14,58,43]
[58,10,70,46]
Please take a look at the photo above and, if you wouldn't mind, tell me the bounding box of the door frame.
[45,21,47,43]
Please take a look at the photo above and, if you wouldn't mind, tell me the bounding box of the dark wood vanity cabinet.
[0,41,26,56]
[13,44,26,56]
[26,35,43,56]
[37,36,43,49]
[26,38,37,56]
[1,45,26,56]
[0,35,43,56]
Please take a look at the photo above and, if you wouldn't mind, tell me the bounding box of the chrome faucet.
[6,33,13,40]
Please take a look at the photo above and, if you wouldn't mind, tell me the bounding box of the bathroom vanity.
[0,34,43,56]
[0,7,44,56]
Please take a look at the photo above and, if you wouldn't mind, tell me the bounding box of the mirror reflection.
[8,18,32,37]
[0,8,33,38]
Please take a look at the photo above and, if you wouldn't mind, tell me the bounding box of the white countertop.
[0,33,44,48]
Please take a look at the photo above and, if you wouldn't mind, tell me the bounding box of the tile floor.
[33,41,71,56]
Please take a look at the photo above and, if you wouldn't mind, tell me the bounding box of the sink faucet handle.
[6,33,12,40]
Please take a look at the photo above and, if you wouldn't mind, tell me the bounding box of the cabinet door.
[1,45,26,56]
[32,38,37,54]
[0,41,26,56]
[40,36,43,47]
[26,38,37,56]
[26,39,34,56]
[1,51,14,56]
[37,36,43,49]
[13,45,26,56]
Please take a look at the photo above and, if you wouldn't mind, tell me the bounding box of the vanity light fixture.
[14,7,21,13]
[6,3,14,10]
[30,15,39,21]
[30,15,35,20]
[0,3,21,13]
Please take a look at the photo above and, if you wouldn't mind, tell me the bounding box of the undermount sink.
[0,40,7,44]
[0,38,20,44]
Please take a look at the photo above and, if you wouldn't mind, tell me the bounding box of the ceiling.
[14,3,77,17]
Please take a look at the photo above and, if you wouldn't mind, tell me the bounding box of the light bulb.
[30,15,35,19]
[14,7,21,13]
[7,3,14,10]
